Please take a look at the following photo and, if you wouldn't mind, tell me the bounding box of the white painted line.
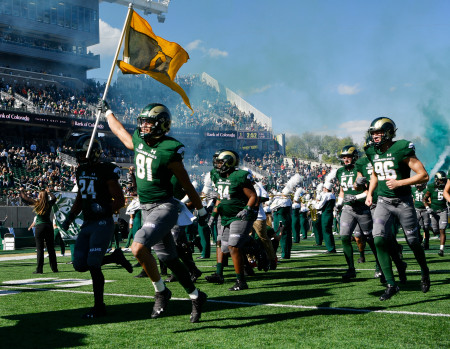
[1,284,448,318]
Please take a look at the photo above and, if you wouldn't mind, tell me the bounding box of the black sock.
[89,267,105,307]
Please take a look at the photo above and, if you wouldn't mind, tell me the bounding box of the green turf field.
[0,237,449,349]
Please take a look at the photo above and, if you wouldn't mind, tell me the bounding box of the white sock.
[189,288,199,300]
[440,245,444,250]
[152,279,165,293]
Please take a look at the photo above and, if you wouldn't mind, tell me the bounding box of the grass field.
[0,236,449,349]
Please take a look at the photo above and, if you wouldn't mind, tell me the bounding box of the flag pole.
[86,3,134,159]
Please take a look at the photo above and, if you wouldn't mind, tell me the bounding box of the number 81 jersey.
[133,131,184,204]
[365,139,416,198]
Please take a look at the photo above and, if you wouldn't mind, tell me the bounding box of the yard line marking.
[1,285,449,318]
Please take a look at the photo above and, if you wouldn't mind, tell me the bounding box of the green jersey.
[213,169,253,226]
[411,186,427,209]
[355,156,378,203]
[365,139,416,198]
[76,161,121,221]
[336,166,365,206]
[132,131,184,204]
[425,182,447,211]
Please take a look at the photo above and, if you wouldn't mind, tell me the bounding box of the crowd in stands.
[0,133,336,207]
[1,74,271,134]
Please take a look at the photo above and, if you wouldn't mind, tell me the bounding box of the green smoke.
[414,100,450,174]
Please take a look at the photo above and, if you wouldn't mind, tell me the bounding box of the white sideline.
[1,284,449,318]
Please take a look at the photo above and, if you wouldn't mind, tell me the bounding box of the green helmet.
[363,132,373,151]
[434,170,447,189]
[415,183,427,191]
[137,103,171,141]
[214,150,239,175]
[368,117,397,148]
[339,145,359,169]
[75,134,102,165]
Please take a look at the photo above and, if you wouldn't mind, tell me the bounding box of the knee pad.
[404,226,420,245]
[221,240,229,254]
[354,231,362,238]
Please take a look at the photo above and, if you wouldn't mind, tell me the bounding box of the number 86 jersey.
[365,139,416,198]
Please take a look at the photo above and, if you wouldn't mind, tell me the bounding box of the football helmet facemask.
[137,103,171,141]
[339,145,359,169]
[415,183,427,191]
[368,117,397,148]
[212,149,225,168]
[434,170,446,189]
[75,134,102,165]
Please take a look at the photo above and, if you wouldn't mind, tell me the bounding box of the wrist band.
[105,109,113,117]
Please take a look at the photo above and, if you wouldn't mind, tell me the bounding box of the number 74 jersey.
[365,139,416,198]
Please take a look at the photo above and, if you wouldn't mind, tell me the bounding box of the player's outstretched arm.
[99,100,133,150]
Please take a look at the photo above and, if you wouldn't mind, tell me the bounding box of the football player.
[207,150,257,290]
[411,183,431,249]
[61,135,133,318]
[355,150,405,284]
[336,145,378,281]
[365,117,430,300]
[423,171,448,256]
[100,101,208,323]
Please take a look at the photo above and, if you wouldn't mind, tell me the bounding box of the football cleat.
[438,250,444,257]
[341,268,356,282]
[379,284,400,301]
[82,303,106,319]
[164,274,177,283]
[190,290,208,323]
[190,268,203,283]
[421,241,429,250]
[111,248,133,273]
[228,279,249,291]
[205,273,224,284]
[357,256,365,263]
[397,261,407,284]
[134,270,148,278]
[151,287,172,319]
[421,274,431,293]
[374,271,383,278]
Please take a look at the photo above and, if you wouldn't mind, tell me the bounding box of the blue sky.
[88,0,450,148]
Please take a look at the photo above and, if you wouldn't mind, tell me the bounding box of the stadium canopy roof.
[101,0,170,21]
